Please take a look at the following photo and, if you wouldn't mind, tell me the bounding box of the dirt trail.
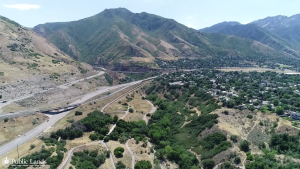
[142,100,157,124]
[126,139,135,169]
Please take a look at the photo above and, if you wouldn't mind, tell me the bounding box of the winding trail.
[126,139,135,169]
[59,82,148,169]
[143,100,157,124]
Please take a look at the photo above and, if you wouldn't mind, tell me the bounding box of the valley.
[2,4,300,169]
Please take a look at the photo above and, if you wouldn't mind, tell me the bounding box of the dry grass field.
[0,113,48,146]
[107,140,132,168]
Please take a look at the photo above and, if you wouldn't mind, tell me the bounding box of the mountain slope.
[199,21,241,33]
[0,15,97,98]
[33,8,295,69]
[200,22,300,58]
[252,14,300,48]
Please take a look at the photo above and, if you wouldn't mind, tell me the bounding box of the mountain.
[199,22,300,57]
[199,21,241,33]
[251,14,300,47]
[0,15,96,97]
[32,8,294,70]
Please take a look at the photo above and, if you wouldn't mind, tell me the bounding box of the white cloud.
[2,4,40,10]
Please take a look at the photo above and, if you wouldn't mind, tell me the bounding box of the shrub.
[230,135,238,142]
[275,106,284,115]
[105,74,113,85]
[134,160,152,169]
[223,110,229,115]
[89,134,98,141]
[89,150,98,157]
[116,161,126,169]
[75,111,82,116]
[240,140,250,152]
[234,156,241,164]
[247,115,253,119]
[114,147,125,158]
[4,118,8,123]
[202,159,215,169]
[30,144,35,150]
[104,136,110,142]
[129,108,134,113]
[105,150,110,158]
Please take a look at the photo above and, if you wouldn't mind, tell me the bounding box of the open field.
[127,138,155,167]
[107,140,132,168]
[0,113,48,146]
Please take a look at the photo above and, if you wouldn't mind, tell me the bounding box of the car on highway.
[9,112,14,113]
[2,101,7,103]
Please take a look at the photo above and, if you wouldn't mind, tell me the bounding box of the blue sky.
[1,0,300,29]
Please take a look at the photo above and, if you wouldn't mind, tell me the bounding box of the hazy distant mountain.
[199,21,241,33]
[200,21,300,57]
[33,8,294,69]
[251,14,300,47]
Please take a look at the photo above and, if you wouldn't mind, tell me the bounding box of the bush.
[75,111,82,116]
[114,147,125,158]
[104,136,110,142]
[275,106,284,115]
[129,108,134,113]
[247,115,253,119]
[134,160,152,169]
[240,140,250,152]
[30,144,35,150]
[89,150,98,157]
[4,118,9,123]
[230,135,238,142]
[234,156,241,164]
[223,110,229,115]
[202,159,215,169]
[116,161,126,169]
[105,74,113,85]
[221,162,233,169]
[105,150,110,158]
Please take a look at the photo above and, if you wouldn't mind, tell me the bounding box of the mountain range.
[200,14,300,60]
[0,8,299,71]
[32,8,297,70]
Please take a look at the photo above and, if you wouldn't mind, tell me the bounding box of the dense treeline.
[269,133,300,158]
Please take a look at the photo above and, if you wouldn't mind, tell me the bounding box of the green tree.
[129,108,134,113]
[114,147,125,158]
[273,99,279,106]
[275,106,284,115]
[4,118,8,123]
[134,160,152,169]
[116,161,126,169]
[240,140,250,152]
[203,159,215,169]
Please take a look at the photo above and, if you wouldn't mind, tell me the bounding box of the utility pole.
[17,144,19,160]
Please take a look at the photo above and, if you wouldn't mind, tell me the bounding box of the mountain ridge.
[33,8,296,70]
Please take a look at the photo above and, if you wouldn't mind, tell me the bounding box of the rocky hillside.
[0,16,97,99]
[33,8,292,69]
[251,14,300,48]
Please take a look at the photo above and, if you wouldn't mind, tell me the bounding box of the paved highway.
[0,78,152,157]
[0,71,105,113]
